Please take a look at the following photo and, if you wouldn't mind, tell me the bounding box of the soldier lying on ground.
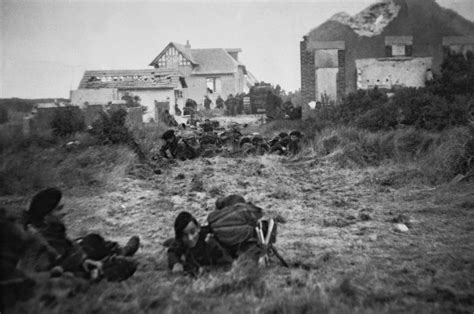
[160,129,197,161]
[201,119,214,132]
[219,123,242,150]
[251,134,270,155]
[1,188,140,309]
[166,194,283,276]
[269,132,291,155]
[167,212,234,275]
[288,130,303,155]
[0,209,37,309]
[22,188,140,281]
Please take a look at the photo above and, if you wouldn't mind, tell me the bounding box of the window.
[206,77,221,93]
[174,90,183,99]
[392,44,405,56]
[385,36,413,57]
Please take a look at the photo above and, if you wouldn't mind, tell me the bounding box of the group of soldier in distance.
[159,118,303,161]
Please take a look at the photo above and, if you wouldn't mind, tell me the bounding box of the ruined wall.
[185,74,236,107]
[70,88,119,108]
[356,57,432,89]
[301,0,474,105]
[118,89,174,123]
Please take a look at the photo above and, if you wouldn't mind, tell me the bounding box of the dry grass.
[0,139,136,196]
[131,122,168,158]
[2,122,474,313]
[301,125,474,183]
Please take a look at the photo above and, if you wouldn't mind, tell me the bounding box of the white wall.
[70,88,119,108]
[356,57,433,89]
[184,74,237,107]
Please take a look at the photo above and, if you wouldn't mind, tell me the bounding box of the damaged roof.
[307,0,474,41]
[327,0,401,37]
[78,68,186,90]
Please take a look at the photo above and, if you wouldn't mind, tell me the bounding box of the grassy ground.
[3,148,474,313]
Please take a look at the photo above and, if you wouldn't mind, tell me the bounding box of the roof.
[78,68,186,90]
[149,42,197,67]
[191,48,241,75]
[149,42,243,75]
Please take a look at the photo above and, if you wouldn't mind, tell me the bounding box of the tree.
[121,92,147,114]
[51,106,85,137]
[428,51,474,100]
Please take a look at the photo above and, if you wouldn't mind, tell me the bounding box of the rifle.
[255,218,289,268]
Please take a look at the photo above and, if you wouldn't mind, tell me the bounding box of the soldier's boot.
[119,236,140,257]
[102,256,138,282]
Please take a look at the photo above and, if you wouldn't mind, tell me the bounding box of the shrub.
[0,107,8,124]
[422,126,474,182]
[51,107,85,137]
[391,90,470,130]
[89,109,132,145]
[428,51,474,100]
[88,108,146,161]
[131,122,168,158]
[355,102,398,131]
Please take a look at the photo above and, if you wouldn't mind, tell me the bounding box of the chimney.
[185,40,191,49]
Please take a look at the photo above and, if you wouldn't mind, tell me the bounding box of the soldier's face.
[182,221,200,248]
[166,137,175,143]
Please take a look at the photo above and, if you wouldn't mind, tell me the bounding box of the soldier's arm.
[167,241,184,270]
[205,235,233,265]
[160,143,170,158]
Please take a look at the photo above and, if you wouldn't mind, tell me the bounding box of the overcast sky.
[1,0,473,99]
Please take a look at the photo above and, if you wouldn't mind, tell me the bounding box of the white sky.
[1,0,473,98]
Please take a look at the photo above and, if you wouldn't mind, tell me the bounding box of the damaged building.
[71,41,257,122]
[71,69,186,122]
[300,0,474,112]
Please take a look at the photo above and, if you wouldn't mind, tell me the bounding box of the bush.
[88,108,146,161]
[131,122,168,158]
[89,109,132,145]
[391,90,470,130]
[51,107,85,137]
[428,51,474,100]
[0,107,8,124]
[422,126,474,183]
